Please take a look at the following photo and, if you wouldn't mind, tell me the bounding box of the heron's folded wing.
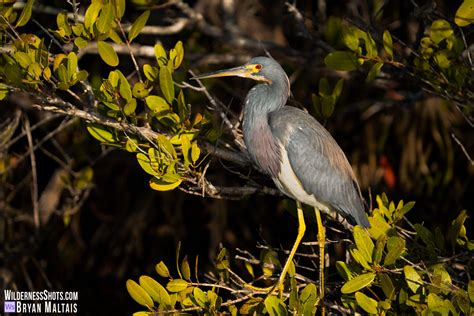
[269,107,370,227]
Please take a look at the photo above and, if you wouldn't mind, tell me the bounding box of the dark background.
[1,0,473,314]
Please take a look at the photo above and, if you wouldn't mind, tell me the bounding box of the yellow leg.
[246,201,306,294]
[315,207,326,316]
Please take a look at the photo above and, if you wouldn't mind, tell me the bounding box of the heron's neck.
[242,77,289,177]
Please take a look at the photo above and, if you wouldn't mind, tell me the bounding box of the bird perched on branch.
[194,56,370,311]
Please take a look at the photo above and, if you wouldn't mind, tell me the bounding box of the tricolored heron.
[193,57,370,307]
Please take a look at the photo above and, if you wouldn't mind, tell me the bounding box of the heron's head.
[193,56,285,85]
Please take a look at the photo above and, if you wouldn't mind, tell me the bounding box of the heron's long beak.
[192,64,271,83]
[192,65,254,80]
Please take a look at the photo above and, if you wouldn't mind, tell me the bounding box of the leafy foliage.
[125,195,473,315]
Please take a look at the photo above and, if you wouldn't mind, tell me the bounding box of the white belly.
[274,144,331,214]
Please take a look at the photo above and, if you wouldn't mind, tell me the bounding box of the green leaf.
[448,210,468,247]
[145,95,169,112]
[336,261,352,281]
[177,90,189,120]
[379,273,395,300]
[139,275,171,307]
[366,62,383,82]
[384,236,405,266]
[414,224,435,247]
[434,51,450,68]
[355,291,378,314]
[192,287,208,308]
[191,142,200,164]
[116,70,132,101]
[332,78,344,99]
[56,11,72,36]
[129,10,150,42]
[159,66,174,103]
[299,283,318,315]
[133,82,149,98]
[373,235,387,264]
[341,272,376,294]
[383,30,393,59]
[136,153,158,176]
[455,0,474,26]
[74,37,88,48]
[155,261,171,278]
[126,279,154,308]
[166,279,188,292]
[143,64,158,81]
[87,124,116,143]
[342,28,360,51]
[172,41,184,69]
[16,0,34,27]
[264,295,286,316]
[318,78,331,97]
[350,248,372,271]
[115,0,126,19]
[468,280,474,303]
[14,51,32,68]
[67,52,78,80]
[98,41,119,67]
[150,177,182,191]
[396,201,415,220]
[124,99,137,116]
[430,20,453,44]
[154,43,167,66]
[324,51,360,71]
[97,3,114,34]
[156,134,177,159]
[404,265,423,294]
[353,225,374,263]
[321,95,335,118]
[368,214,392,240]
[180,134,191,167]
[84,2,102,31]
[181,256,191,281]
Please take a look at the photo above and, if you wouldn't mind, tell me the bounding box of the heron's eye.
[255,64,262,70]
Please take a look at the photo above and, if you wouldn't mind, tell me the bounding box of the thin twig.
[23,116,40,229]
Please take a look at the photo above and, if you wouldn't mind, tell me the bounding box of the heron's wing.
[268,106,370,227]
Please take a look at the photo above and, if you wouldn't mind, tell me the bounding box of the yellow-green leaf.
[74,37,88,48]
[193,287,208,308]
[181,256,191,281]
[136,153,158,176]
[355,291,378,314]
[143,64,158,81]
[115,0,126,19]
[155,261,170,278]
[150,177,182,191]
[14,51,32,68]
[166,279,188,292]
[84,2,102,31]
[264,295,286,316]
[455,0,474,26]
[139,275,171,307]
[336,261,352,281]
[404,265,423,294]
[145,95,169,112]
[129,10,150,42]
[16,0,34,27]
[383,30,393,59]
[154,43,167,66]
[87,124,116,143]
[126,279,154,308]
[324,51,360,71]
[124,98,137,116]
[379,273,395,299]
[116,70,132,101]
[67,52,78,80]
[98,41,119,67]
[366,62,383,82]
[430,19,453,44]
[159,66,174,103]
[171,41,184,69]
[353,225,374,263]
[368,214,392,239]
[384,236,405,266]
[97,3,114,34]
[341,272,376,294]
[191,141,200,164]
[133,82,149,98]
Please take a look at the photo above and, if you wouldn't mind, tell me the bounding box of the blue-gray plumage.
[238,56,370,227]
